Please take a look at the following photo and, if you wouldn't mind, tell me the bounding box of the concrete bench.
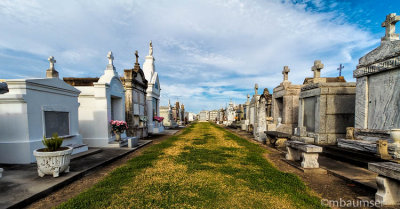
[368,162,400,205]
[285,141,323,168]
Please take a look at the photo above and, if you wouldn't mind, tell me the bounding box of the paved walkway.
[0,140,152,209]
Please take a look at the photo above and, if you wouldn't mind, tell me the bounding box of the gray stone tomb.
[293,60,356,145]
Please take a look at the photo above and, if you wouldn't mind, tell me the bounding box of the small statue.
[149,41,153,56]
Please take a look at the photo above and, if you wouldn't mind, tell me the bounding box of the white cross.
[382,13,400,41]
[48,56,56,69]
[312,60,324,78]
[107,51,114,65]
[282,66,290,81]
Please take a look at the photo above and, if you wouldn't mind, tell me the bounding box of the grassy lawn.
[57,122,325,209]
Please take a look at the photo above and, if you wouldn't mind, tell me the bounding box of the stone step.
[321,145,385,168]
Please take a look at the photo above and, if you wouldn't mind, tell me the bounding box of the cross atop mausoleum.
[255,83,258,95]
[48,56,56,69]
[46,56,59,78]
[247,94,250,102]
[135,50,139,64]
[282,66,290,81]
[337,64,344,77]
[311,60,324,78]
[382,13,400,42]
[107,51,114,65]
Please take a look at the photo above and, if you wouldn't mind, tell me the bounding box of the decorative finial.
[254,83,259,95]
[282,66,290,81]
[149,40,153,56]
[247,94,250,102]
[381,13,400,42]
[311,60,324,78]
[107,51,114,65]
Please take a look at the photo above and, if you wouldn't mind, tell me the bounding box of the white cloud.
[0,0,378,113]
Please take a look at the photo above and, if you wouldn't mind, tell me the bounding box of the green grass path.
[57,122,326,209]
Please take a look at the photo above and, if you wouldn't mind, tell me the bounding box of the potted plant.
[110,120,128,141]
[33,133,73,177]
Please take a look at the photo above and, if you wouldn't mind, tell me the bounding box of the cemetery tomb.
[143,41,164,134]
[338,13,400,158]
[0,56,87,164]
[121,50,149,139]
[64,51,127,147]
[293,60,356,145]
[272,66,303,135]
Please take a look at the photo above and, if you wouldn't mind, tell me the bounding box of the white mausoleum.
[0,56,87,164]
[64,51,126,147]
[143,41,164,134]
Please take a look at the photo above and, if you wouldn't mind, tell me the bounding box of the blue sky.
[0,0,398,113]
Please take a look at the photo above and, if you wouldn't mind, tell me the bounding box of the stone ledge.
[369,162,400,181]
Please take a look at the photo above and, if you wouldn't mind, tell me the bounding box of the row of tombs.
[0,42,165,164]
[219,13,400,206]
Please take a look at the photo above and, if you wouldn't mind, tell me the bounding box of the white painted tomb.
[0,56,87,164]
[64,51,127,147]
[143,41,164,134]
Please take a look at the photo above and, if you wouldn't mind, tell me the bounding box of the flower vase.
[115,132,121,142]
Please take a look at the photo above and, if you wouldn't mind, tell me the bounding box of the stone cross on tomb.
[382,13,400,41]
[247,94,250,102]
[255,83,259,95]
[135,50,139,64]
[48,56,56,69]
[107,51,114,65]
[46,56,59,78]
[311,60,324,78]
[337,64,344,77]
[282,66,290,81]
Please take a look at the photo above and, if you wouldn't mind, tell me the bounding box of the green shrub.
[42,133,64,151]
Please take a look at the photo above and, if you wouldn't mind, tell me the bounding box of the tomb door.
[303,97,316,132]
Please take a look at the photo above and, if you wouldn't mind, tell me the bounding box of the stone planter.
[391,129,400,144]
[33,147,73,177]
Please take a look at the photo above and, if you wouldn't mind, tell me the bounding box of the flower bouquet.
[110,120,128,141]
[154,116,164,123]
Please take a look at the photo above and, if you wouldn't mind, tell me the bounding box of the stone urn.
[33,146,73,177]
[390,129,400,144]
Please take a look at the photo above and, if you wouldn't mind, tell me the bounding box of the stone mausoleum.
[121,50,149,139]
[272,66,302,135]
[293,60,356,145]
